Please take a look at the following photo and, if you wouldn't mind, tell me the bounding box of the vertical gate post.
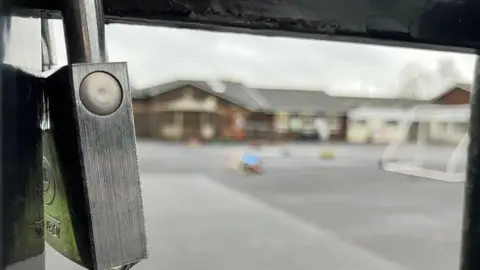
[62,0,107,64]
[460,57,480,270]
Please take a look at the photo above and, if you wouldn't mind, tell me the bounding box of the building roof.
[255,89,347,114]
[336,96,428,108]
[132,80,266,111]
[133,80,432,113]
[256,88,428,113]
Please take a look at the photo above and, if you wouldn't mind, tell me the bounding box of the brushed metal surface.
[62,0,107,63]
[72,63,147,270]
[45,62,147,270]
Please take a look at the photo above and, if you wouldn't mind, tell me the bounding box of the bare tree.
[436,58,460,87]
[397,62,432,99]
[397,58,463,100]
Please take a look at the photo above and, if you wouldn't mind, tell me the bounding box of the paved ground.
[46,142,466,270]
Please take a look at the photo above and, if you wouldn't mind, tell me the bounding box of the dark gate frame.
[4,0,480,269]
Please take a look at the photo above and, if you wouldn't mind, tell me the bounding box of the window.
[326,117,340,131]
[274,112,289,132]
[385,120,397,126]
[301,114,315,130]
[290,117,303,131]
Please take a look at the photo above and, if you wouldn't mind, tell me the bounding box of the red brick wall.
[217,105,250,140]
[434,87,470,105]
[132,86,261,140]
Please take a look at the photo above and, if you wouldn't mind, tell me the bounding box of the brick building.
[131,80,351,141]
[131,80,471,142]
[432,83,470,105]
[132,81,273,141]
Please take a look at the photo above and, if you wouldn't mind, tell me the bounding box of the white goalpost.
[379,104,470,183]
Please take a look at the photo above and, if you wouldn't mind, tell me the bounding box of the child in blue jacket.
[240,140,264,174]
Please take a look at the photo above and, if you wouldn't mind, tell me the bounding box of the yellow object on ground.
[320,150,335,159]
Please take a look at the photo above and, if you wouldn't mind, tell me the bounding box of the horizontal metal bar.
[14,0,480,54]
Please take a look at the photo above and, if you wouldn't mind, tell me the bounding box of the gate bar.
[61,0,107,64]
[460,57,480,270]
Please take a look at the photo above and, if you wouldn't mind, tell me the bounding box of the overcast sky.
[49,20,477,99]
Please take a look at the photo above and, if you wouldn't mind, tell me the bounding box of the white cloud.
[48,20,477,98]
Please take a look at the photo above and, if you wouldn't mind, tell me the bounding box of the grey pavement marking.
[222,167,463,270]
[46,142,466,270]
[212,166,464,270]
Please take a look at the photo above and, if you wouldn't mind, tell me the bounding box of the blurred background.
[44,19,475,270]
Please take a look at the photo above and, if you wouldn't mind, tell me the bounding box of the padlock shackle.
[62,0,107,64]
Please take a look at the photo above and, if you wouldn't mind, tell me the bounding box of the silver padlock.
[44,62,147,270]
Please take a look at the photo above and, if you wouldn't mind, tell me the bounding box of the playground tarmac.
[46,141,466,270]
